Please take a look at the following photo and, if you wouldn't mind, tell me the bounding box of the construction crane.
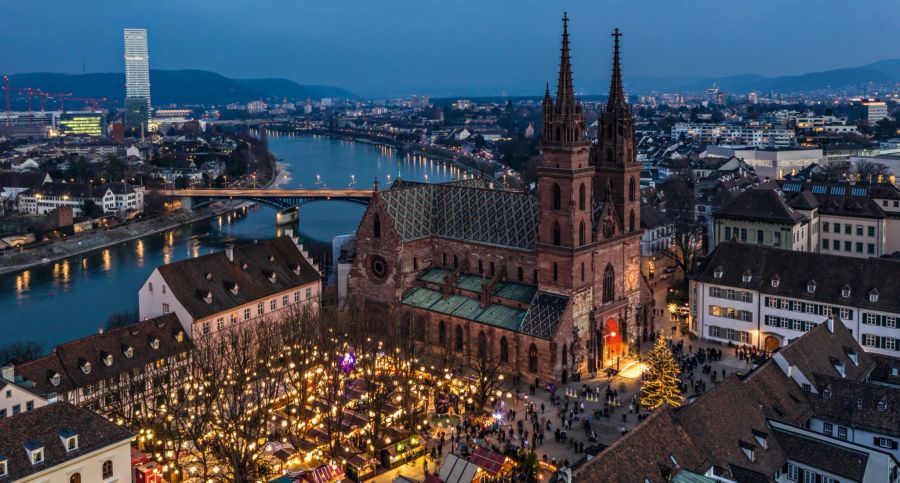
[67,97,113,111]
[3,75,9,129]
[38,91,72,112]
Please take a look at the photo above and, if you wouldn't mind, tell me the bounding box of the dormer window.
[228,282,239,295]
[856,398,863,409]
[59,429,78,452]
[771,275,780,288]
[266,271,277,283]
[203,291,213,304]
[175,330,185,343]
[739,441,755,462]
[741,270,752,283]
[24,441,44,465]
[752,430,768,449]
[123,345,134,358]
[291,263,301,275]
[268,255,275,262]
[102,353,113,367]
[822,389,831,400]
[205,271,213,280]
[241,262,249,271]
[0,457,6,477]
[149,337,160,350]
[807,280,816,294]
[868,289,879,303]
[713,266,723,279]
[50,372,61,387]
[841,285,851,298]
[845,348,858,365]
[833,360,845,378]
[877,401,887,412]
[79,360,91,375]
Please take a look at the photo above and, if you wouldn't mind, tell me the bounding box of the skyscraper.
[123,28,150,130]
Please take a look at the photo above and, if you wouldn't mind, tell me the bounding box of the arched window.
[579,183,586,210]
[102,460,113,479]
[603,264,615,303]
[533,269,538,284]
[629,177,636,202]
[455,325,464,353]
[477,331,487,361]
[413,257,418,270]
[373,214,381,239]
[500,337,509,363]
[517,266,523,281]
[70,474,82,483]
[581,262,585,282]
[439,320,447,345]
[579,220,585,246]
[528,344,538,373]
[490,262,495,276]
[443,253,447,267]
[562,343,568,368]
[552,221,561,246]
[629,209,635,232]
[478,259,484,274]
[553,263,558,282]
[552,183,561,210]
[416,317,426,342]
[453,255,459,268]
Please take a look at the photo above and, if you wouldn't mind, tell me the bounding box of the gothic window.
[629,177,636,202]
[581,262,585,282]
[478,259,484,274]
[528,344,538,373]
[629,209,635,232]
[455,325,464,353]
[500,337,509,363]
[453,255,459,268]
[413,257,418,270]
[477,331,487,361]
[579,220,586,245]
[579,183,586,210]
[553,263,558,282]
[603,264,615,303]
[552,221,561,246]
[416,318,426,342]
[439,320,447,345]
[603,220,614,239]
[490,262,495,276]
[517,266,523,281]
[533,269,539,284]
[552,183,562,211]
[443,253,447,266]
[562,343,568,368]
[373,214,381,239]
[367,255,389,283]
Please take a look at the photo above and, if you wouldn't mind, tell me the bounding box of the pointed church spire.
[607,28,627,111]
[556,12,576,113]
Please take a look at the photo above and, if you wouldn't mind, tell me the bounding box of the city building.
[0,172,52,213]
[672,123,796,147]
[713,188,817,252]
[346,22,647,384]
[56,112,105,137]
[0,402,133,482]
[11,314,188,417]
[0,366,50,419]
[850,98,890,125]
[124,28,151,130]
[17,182,144,217]
[575,317,900,482]
[689,241,900,356]
[138,236,322,338]
[706,146,824,181]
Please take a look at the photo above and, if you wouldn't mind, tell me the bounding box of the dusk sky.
[4,0,899,97]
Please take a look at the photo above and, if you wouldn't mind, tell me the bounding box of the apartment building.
[0,368,50,420]
[138,236,322,338]
[713,188,817,252]
[672,123,796,147]
[17,182,144,217]
[689,241,900,357]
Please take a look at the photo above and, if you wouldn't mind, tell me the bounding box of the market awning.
[469,447,505,475]
[439,454,478,483]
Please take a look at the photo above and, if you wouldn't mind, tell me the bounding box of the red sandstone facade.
[349,17,646,385]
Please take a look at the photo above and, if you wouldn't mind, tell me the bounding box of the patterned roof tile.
[520,291,570,339]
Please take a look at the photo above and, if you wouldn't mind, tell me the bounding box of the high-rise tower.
[124,28,151,131]
[593,29,641,235]
[537,14,595,295]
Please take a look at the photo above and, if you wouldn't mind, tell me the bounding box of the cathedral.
[348,15,647,384]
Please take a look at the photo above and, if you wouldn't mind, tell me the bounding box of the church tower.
[593,29,642,235]
[537,14,595,295]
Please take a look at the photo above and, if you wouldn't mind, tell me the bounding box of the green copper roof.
[452,297,485,320]
[401,287,444,309]
[475,304,527,331]
[429,294,469,315]
[417,267,449,284]
[455,274,485,292]
[495,282,538,303]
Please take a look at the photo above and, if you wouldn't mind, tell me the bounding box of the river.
[1,133,461,348]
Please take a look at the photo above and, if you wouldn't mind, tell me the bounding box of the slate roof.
[519,292,569,339]
[24,182,98,199]
[0,402,133,481]
[157,236,321,320]
[691,241,900,314]
[774,429,868,482]
[640,205,673,230]
[0,171,49,189]
[808,374,900,436]
[379,182,538,250]
[714,188,805,224]
[777,318,876,382]
[16,314,189,396]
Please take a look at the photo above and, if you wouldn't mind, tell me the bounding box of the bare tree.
[854,160,892,182]
[0,341,44,365]
[469,350,505,411]
[659,220,704,276]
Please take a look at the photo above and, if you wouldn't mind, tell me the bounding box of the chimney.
[1,364,14,382]
[225,244,234,262]
[97,324,104,335]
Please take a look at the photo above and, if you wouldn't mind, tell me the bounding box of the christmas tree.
[640,336,683,409]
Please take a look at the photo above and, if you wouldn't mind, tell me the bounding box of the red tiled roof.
[469,447,505,475]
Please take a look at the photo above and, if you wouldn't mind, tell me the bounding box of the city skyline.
[3,0,900,97]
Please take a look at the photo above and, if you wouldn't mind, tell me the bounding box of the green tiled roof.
[456,274,485,292]
[475,304,527,331]
[418,267,449,284]
[451,297,485,320]
[495,282,538,303]
[401,287,444,309]
[429,295,469,315]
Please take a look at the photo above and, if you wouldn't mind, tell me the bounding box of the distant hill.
[5,70,354,108]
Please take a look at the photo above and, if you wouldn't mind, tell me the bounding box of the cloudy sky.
[3,0,899,96]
